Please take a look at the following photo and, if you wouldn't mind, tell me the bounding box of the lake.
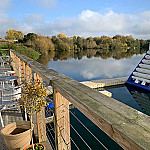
[47,53,145,82]
[43,50,147,111]
[39,49,148,149]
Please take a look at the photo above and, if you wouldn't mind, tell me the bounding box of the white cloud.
[24,14,44,24]
[0,13,18,38]
[33,10,150,39]
[18,24,35,34]
[0,0,13,11]
[76,10,128,33]
[31,0,58,9]
[1,9,150,39]
[0,14,35,38]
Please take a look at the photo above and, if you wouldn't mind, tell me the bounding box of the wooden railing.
[10,49,150,150]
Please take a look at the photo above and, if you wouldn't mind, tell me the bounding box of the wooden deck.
[47,77,127,97]
[2,49,150,149]
[0,62,53,150]
[81,76,128,88]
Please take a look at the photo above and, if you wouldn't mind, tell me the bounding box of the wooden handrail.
[10,49,150,150]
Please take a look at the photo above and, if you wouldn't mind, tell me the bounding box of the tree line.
[4,29,150,55]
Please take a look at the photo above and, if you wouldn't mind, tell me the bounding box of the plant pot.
[24,143,45,150]
[1,120,34,150]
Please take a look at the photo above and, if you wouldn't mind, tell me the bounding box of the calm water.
[39,49,149,149]
[45,51,147,111]
[47,54,145,82]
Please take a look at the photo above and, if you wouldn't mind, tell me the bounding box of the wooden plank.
[10,50,67,84]
[41,139,53,150]
[52,78,150,150]
[81,77,128,88]
[0,49,9,51]
[99,90,112,97]
[53,90,71,150]
[45,116,53,124]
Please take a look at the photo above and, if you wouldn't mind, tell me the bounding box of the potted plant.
[19,79,48,150]
[1,79,48,150]
[24,143,45,150]
[19,79,48,127]
[1,120,34,150]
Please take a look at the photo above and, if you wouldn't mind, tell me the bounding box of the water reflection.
[38,48,146,65]
[37,48,147,82]
[107,86,143,112]
[38,51,55,65]
[126,86,150,116]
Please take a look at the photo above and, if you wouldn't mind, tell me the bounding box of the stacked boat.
[126,49,150,91]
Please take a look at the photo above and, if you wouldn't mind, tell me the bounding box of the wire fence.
[44,84,109,150]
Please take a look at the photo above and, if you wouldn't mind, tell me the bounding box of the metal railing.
[9,49,150,150]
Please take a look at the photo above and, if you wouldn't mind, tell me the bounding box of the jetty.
[44,76,127,98]
[1,49,150,150]
[81,76,128,88]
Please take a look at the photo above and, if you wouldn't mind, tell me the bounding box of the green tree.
[23,33,37,45]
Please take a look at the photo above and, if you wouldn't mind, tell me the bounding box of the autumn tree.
[5,29,24,40]
[57,33,67,38]
[34,36,55,54]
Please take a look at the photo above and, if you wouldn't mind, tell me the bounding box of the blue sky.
[1,0,150,39]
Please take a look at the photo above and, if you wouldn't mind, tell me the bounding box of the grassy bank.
[0,43,40,60]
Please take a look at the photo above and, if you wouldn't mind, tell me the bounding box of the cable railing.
[45,97,109,150]
[8,49,150,150]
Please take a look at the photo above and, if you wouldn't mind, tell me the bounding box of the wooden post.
[14,54,17,75]
[15,56,19,77]
[16,57,22,84]
[37,107,47,142]
[53,89,71,150]
[25,64,32,82]
[20,60,25,83]
[33,72,47,143]
[10,51,16,73]
[34,72,43,82]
